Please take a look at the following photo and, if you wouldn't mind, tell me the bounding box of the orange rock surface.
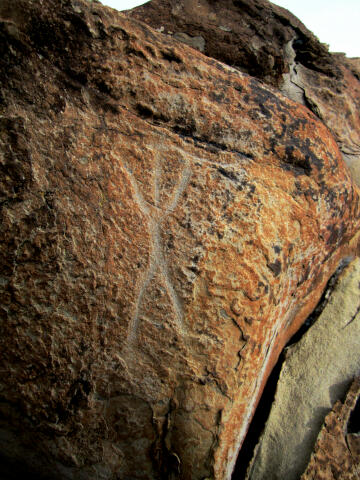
[0,0,359,479]
[129,0,360,186]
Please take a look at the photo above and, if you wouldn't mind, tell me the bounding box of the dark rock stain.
[273,245,282,254]
[267,259,282,277]
[210,91,226,103]
[217,167,238,182]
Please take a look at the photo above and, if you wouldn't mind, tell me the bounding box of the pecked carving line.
[123,158,191,345]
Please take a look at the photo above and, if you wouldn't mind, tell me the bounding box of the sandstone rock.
[128,0,360,186]
[344,57,360,80]
[285,55,360,187]
[0,0,360,479]
[246,258,360,480]
[301,378,360,480]
[128,0,337,87]
[173,32,206,53]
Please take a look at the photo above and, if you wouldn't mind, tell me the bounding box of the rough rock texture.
[128,0,338,87]
[246,258,360,480]
[290,53,360,187]
[0,0,360,479]
[345,57,360,80]
[301,378,360,480]
[128,0,360,186]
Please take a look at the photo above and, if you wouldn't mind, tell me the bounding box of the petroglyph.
[124,157,191,345]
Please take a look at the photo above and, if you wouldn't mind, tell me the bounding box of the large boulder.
[246,258,360,480]
[128,0,360,187]
[127,0,338,87]
[0,0,359,479]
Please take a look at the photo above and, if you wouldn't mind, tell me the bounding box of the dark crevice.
[303,93,323,121]
[232,351,285,479]
[217,167,239,182]
[287,256,352,347]
[347,396,360,434]
[232,256,353,479]
[160,48,183,63]
[0,453,53,480]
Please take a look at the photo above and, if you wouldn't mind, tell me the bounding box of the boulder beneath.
[246,258,360,480]
[128,0,360,187]
[0,0,359,479]
[301,377,360,480]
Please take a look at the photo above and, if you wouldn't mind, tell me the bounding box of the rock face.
[128,0,360,186]
[245,258,360,480]
[128,0,337,87]
[301,378,360,480]
[0,0,359,479]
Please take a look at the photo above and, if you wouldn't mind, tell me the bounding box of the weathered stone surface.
[128,0,360,186]
[0,0,360,479]
[128,0,338,87]
[285,53,360,187]
[246,258,360,480]
[344,57,360,80]
[301,378,360,480]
